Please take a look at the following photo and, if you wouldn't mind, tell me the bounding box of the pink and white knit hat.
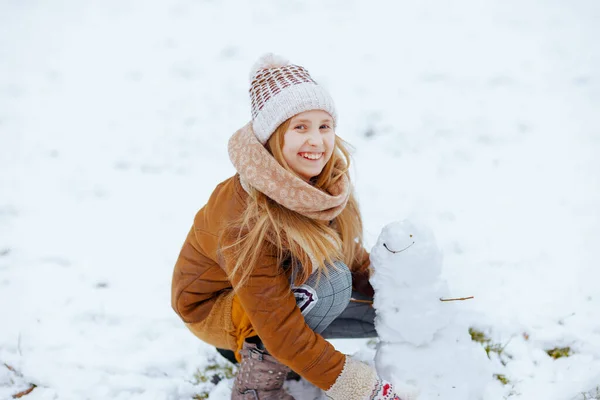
[248,53,338,144]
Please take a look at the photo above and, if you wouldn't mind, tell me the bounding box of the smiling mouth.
[299,152,323,161]
[383,242,415,254]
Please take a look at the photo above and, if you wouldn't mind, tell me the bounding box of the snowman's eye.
[410,234,413,238]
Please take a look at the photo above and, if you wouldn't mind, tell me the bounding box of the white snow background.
[1,0,599,399]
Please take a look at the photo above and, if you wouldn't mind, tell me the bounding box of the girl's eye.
[294,125,306,130]
[320,125,331,130]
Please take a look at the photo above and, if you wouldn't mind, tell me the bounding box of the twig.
[439,296,474,302]
[12,385,36,398]
[383,242,414,254]
[4,363,23,378]
[350,298,373,306]
[5,364,36,398]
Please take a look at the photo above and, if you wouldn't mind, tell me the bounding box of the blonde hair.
[220,117,364,288]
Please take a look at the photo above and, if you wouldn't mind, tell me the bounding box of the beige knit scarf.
[228,122,350,221]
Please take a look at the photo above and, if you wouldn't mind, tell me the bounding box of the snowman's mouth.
[383,241,415,254]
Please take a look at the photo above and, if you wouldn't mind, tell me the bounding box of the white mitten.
[325,357,406,400]
[369,380,404,400]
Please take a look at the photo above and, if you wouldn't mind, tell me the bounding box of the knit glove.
[325,357,408,400]
[369,380,402,400]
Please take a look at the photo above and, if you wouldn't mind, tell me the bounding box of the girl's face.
[283,110,335,181]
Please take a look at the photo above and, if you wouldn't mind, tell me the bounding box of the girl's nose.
[306,130,322,146]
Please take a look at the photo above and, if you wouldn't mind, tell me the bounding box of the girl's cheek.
[327,135,335,149]
[290,133,304,149]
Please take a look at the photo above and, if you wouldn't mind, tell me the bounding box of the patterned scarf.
[228,122,350,221]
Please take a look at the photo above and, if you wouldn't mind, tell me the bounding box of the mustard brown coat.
[171,174,373,390]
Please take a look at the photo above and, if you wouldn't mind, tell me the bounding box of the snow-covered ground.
[1,0,599,399]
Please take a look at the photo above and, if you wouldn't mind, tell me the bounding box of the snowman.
[370,220,494,400]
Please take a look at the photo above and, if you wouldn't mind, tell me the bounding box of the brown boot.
[231,340,295,399]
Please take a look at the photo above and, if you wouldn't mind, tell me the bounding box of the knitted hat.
[248,53,338,144]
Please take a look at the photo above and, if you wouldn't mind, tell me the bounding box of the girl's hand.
[325,357,412,400]
[369,380,403,400]
[371,379,422,400]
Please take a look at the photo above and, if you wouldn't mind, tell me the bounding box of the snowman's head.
[371,219,442,286]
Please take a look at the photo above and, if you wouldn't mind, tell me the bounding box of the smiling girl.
[171,54,401,400]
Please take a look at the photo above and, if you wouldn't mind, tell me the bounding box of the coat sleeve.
[171,226,226,323]
[219,243,346,391]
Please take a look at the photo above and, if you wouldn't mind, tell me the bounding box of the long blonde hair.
[220,117,364,288]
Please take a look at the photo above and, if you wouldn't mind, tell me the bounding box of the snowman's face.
[383,232,415,254]
[381,220,421,256]
[373,220,443,284]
